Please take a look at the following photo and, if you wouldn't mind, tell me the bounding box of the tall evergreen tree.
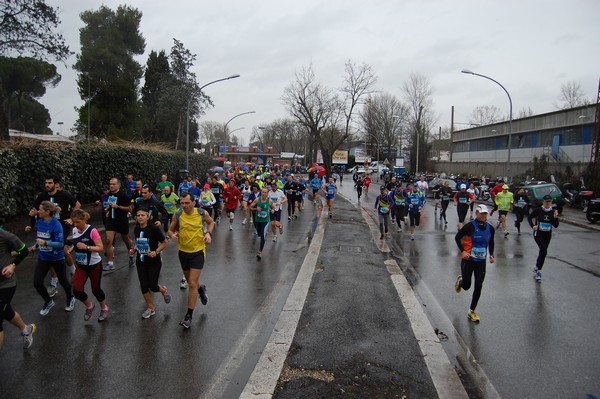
[141,50,172,142]
[74,5,145,139]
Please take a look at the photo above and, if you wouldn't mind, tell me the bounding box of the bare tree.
[402,73,436,174]
[517,106,535,119]
[469,105,501,125]
[360,92,408,162]
[250,119,307,154]
[555,80,589,109]
[340,60,377,139]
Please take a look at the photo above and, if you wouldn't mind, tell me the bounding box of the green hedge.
[0,142,211,221]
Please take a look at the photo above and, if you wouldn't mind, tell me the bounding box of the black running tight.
[460,260,486,311]
[534,232,552,270]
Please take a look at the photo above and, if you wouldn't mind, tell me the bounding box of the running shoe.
[102,263,111,271]
[380,234,384,240]
[279,226,283,235]
[180,315,192,329]
[40,300,55,316]
[142,308,156,319]
[128,254,135,267]
[294,214,298,219]
[272,236,277,242]
[163,286,171,303]
[65,297,76,312]
[109,263,115,271]
[504,231,509,238]
[256,251,262,260]
[288,216,291,221]
[84,303,95,321]
[444,220,448,225]
[98,306,110,322]
[229,225,233,231]
[198,284,208,305]
[47,284,58,298]
[22,324,36,349]
[180,278,188,289]
[439,213,443,221]
[467,310,480,323]
[329,213,333,219]
[454,275,463,293]
[242,218,247,225]
[216,216,221,224]
[410,234,415,241]
[397,227,402,232]
[534,269,542,282]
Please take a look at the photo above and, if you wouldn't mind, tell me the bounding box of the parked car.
[427,177,458,198]
[348,165,367,175]
[516,183,564,214]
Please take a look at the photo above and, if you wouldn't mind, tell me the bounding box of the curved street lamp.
[186,74,241,170]
[461,69,513,168]
[224,111,256,133]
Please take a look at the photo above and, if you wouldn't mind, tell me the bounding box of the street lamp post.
[186,74,240,170]
[461,69,513,171]
[57,121,63,136]
[222,111,256,151]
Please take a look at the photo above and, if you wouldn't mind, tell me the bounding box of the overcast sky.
[42,0,600,145]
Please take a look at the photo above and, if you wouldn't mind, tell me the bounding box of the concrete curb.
[239,198,328,398]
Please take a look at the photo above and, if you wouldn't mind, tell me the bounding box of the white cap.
[460,183,467,189]
[476,204,489,213]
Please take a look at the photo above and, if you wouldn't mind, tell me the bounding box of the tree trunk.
[0,89,9,140]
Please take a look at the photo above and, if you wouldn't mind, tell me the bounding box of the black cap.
[542,195,552,201]
[380,186,386,191]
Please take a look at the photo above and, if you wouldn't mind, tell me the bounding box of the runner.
[199,184,217,220]
[250,188,275,259]
[131,207,170,319]
[513,187,530,235]
[160,185,180,233]
[296,177,307,211]
[495,184,513,237]
[268,183,287,242]
[389,183,405,232]
[322,177,338,218]
[167,192,214,329]
[247,184,260,234]
[355,175,364,201]
[454,184,474,231]
[156,175,174,196]
[240,179,252,225]
[454,204,496,323]
[363,174,372,195]
[405,184,424,240]
[439,180,452,225]
[488,182,503,217]
[133,185,169,228]
[69,209,109,322]
[467,183,478,220]
[103,178,135,271]
[284,175,299,221]
[416,175,429,202]
[527,195,559,282]
[27,175,80,293]
[374,186,391,239]
[431,180,441,215]
[0,226,35,349]
[210,176,224,224]
[30,201,75,316]
[309,174,322,205]
[222,179,242,231]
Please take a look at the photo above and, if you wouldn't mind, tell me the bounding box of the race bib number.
[136,238,150,254]
[539,222,552,232]
[518,200,525,207]
[75,252,87,264]
[459,197,467,203]
[379,206,390,213]
[257,210,268,219]
[394,199,403,205]
[442,195,449,201]
[243,193,249,201]
[411,197,420,205]
[165,202,173,208]
[202,198,209,205]
[108,195,117,205]
[471,247,486,260]
[327,187,335,194]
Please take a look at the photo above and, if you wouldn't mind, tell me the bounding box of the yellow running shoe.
[454,275,462,293]
[467,310,480,323]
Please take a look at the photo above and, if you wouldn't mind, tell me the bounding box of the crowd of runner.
[0,168,338,350]
[0,167,560,350]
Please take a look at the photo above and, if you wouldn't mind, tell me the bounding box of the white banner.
[355,149,371,163]
[316,150,323,164]
[332,150,348,164]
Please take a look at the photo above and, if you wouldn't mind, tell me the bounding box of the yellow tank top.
[177,209,205,253]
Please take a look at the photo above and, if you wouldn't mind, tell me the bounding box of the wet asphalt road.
[339,180,600,399]
[0,207,317,399]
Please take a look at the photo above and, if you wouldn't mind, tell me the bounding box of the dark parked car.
[517,183,564,214]
[427,178,458,198]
